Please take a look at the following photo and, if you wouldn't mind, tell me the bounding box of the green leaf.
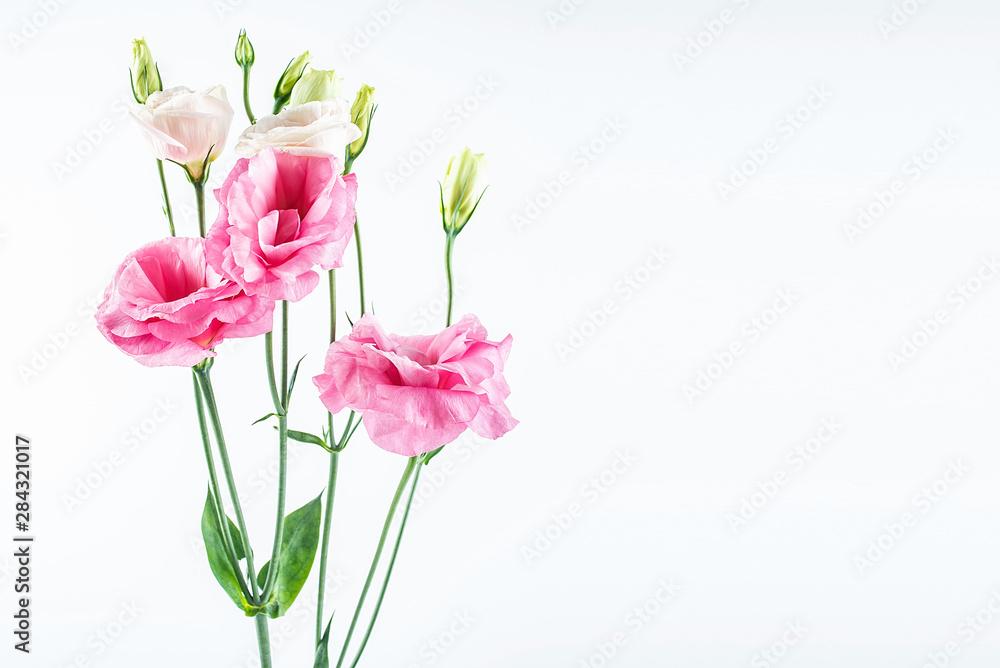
[313,616,334,668]
[201,490,250,612]
[252,412,279,426]
[422,445,445,465]
[258,494,323,618]
[286,355,307,407]
[227,516,246,561]
[287,429,331,451]
[257,560,271,590]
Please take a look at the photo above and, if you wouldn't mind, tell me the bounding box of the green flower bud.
[235,29,254,68]
[130,38,162,104]
[289,67,344,106]
[348,84,375,158]
[272,50,311,111]
[440,148,488,234]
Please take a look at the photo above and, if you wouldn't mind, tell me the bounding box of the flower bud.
[289,67,344,106]
[440,148,488,233]
[272,50,311,111]
[130,38,162,104]
[347,84,375,158]
[235,29,254,68]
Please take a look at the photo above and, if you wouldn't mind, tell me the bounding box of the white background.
[2,0,1000,666]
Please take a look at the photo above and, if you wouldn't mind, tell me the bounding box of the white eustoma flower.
[131,85,234,179]
[234,100,361,159]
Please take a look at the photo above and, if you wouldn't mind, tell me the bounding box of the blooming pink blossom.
[96,237,273,367]
[206,148,358,302]
[314,314,517,456]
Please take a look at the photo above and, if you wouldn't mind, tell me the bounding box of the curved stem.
[444,232,455,326]
[317,269,339,643]
[348,462,423,668]
[254,614,272,668]
[264,332,283,415]
[242,66,256,125]
[354,219,366,316]
[196,365,261,601]
[193,371,250,601]
[194,180,207,238]
[262,300,290,600]
[156,159,175,236]
[335,457,418,668]
[262,413,288,598]
[316,446,339,642]
[280,302,289,406]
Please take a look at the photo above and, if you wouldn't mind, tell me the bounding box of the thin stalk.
[156,159,175,236]
[354,219,366,316]
[316,446,339,642]
[444,233,456,326]
[316,269,339,643]
[281,301,289,406]
[335,457,418,668]
[242,67,256,125]
[262,300,290,600]
[254,614,272,668]
[261,412,288,598]
[193,371,250,600]
[196,366,261,601]
[194,180,207,237]
[264,332,283,415]
[348,461,423,668]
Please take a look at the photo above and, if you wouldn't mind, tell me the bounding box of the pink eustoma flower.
[314,314,517,456]
[95,237,274,367]
[206,148,358,303]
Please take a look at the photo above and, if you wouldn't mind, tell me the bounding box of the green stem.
[193,371,251,601]
[348,461,423,668]
[335,457,418,668]
[354,219,366,316]
[316,446,339,642]
[444,232,456,326]
[329,269,337,343]
[194,180,207,238]
[264,332,283,416]
[262,413,288,599]
[156,159,175,236]
[280,301,289,406]
[262,300,290,600]
[254,614,272,668]
[242,66,256,125]
[195,365,261,601]
[316,269,339,644]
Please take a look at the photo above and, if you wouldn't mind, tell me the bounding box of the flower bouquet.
[96,33,516,667]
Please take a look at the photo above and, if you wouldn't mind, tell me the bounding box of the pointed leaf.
[313,616,334,668]
[288,429,330,450]
[201,490,250,612]
[286,355,307,407]
[260,494,323,618]
[227,516,246,561]
[257,560,271,591]
[252,412,279,426]
[422,445,445,465]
